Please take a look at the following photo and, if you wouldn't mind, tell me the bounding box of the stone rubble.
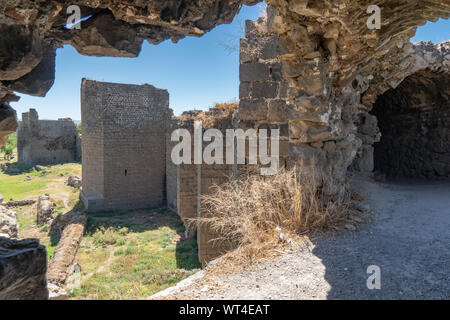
[0,205,18,238]
[67,175,82,189]
[36,194,54,225]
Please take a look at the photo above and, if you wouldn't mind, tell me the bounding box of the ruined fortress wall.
[239,17,450,191]
[80,80,169,211]
[239,18,290,169]
[165,118,179,212]
[166,120,199,231]
[80,81,105,208]
[17,109,80,166]
[198,116,236,265]
[167,112,236,265]
[197,162,234,266]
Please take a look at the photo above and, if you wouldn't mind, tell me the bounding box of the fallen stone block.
[37,194,54,225]
[0,205,18,238]
[3,199,36,207]
[48,282,68,300]
[34,165,46,171]
[47,212,87,286]
[67,175,82,189]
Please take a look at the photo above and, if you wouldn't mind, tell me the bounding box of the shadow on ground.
[312,178,450,299]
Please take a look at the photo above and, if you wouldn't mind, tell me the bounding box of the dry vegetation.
[176,101,237,129]
[191,166,361,273]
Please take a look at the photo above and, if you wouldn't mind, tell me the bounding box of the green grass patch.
[18,215,34,231]
[0,161,200,299]
[73,209,201,300]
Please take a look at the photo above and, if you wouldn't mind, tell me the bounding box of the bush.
[92,227,128,246]
[192,166,350,268]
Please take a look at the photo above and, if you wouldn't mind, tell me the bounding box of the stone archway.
[371,68,450,179]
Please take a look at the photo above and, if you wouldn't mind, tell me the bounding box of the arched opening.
[371,69,450,179]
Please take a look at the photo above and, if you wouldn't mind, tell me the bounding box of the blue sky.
[10,5,449,120]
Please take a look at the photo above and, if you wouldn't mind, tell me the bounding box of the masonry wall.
[80,79,169,211]
[239,18,290,170]
[165,117,179,212]
[166,111,237,265]
[17,108,81,166]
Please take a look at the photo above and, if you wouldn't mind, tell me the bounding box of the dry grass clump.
[192,166,353,272]
[176,101,237,129]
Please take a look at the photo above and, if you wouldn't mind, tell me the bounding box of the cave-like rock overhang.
[0,2,449,182]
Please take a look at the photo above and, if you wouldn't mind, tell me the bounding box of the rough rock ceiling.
[0,0,258,143]
[0,0,258,103]
[265,0,449,94]
[0,1,449,146]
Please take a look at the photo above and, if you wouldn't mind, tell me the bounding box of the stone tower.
[80,79,169,211]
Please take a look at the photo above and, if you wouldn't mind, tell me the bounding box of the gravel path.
[155,177,450,300]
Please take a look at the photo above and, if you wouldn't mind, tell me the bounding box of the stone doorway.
[370,69,450,179]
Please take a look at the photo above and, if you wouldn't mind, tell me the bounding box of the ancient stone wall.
[166,106,236,265]
[240,12,449,191]
[165,117,179,212]
[17,108,81,166]
[166,117,199,233]
[80,79,169,211]
[239,18,290,169]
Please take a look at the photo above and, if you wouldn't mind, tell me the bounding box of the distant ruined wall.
[17,108,80,166]
[80,80,169,211]
[167,107,236,265]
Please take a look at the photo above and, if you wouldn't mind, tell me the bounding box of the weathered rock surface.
[36,194,54,225]
[47,282,68,300]
[0,237,48,300]
[0,0,258,102]
[0,205,18,238]
[0,103,18,146]
[237,2,449,193]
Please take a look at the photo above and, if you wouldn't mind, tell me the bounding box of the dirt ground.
[157,176,450,299]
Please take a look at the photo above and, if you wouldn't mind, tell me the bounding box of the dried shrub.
[191,165,351,271]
